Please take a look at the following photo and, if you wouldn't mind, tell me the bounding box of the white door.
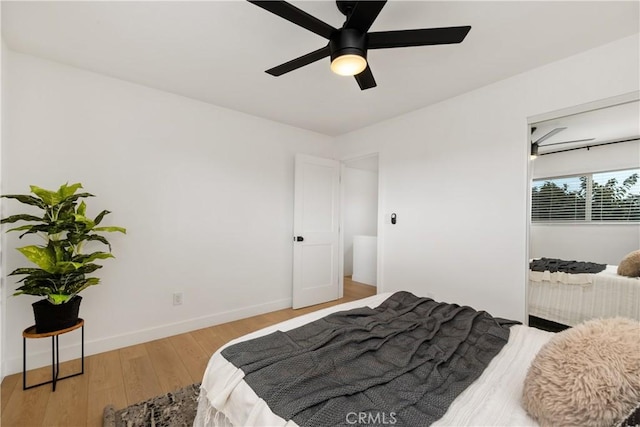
[293,154,341,309]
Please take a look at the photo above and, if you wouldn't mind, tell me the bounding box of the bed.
[528,263,640,328]
[194,292,559,427]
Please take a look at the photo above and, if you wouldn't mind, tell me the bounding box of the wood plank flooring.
[0,278,376,427]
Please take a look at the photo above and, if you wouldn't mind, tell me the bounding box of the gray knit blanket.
[221,291,518,426]
[529,257,607,274]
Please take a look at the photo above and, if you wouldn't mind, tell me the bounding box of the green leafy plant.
[1,183,126,304]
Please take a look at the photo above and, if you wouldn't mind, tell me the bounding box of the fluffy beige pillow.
[522,317,640,427]
[618,250,640,277]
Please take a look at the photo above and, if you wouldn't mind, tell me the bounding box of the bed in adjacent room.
[528,257,640,329]
[193,291,640,427]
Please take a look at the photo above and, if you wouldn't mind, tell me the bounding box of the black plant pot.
[32,296,82,333]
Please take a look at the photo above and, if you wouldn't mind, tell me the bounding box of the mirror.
[528,99,640,332]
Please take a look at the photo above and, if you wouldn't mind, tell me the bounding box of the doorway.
[342,154,379,291]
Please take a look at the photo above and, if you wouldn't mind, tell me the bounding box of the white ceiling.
[532,100,640,155]
[2,1,639,136]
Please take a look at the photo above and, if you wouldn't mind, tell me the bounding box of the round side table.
[22,319,85,391]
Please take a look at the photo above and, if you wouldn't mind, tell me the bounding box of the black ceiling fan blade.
[533,127,567,144]
[248,1,337,39]
[354,65,377,90]
[368,26,471,49]
[345,1,387,33]
[540,138,596,147]
[265,45,331,76]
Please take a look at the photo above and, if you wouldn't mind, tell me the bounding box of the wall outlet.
[173,292,183,306]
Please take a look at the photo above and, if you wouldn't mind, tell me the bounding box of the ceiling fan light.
[330,54,367,76]
[531,142,539,159]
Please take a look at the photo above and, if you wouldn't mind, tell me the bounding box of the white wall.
[1,50,334,374]
[343,167,378,276]
[334,35,640,322]
[3,33,639,375]
[530,140,640,265]
[352,235,377,286]
[530,224,638,265]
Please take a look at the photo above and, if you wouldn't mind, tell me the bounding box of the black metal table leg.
[81,323,85,374]
[22,336,26,390]
[51,336,56,391]
[22,319,85,391]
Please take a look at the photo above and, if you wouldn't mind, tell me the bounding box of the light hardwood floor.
[1,278,376,427]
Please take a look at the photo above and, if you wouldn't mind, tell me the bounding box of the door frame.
[339,151,382,297]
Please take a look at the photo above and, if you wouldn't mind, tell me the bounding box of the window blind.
[532,168,639,222]
[532,176,586,221]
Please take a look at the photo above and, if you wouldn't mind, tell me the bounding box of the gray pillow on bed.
[522,317,640,427]
[618,250,640,277]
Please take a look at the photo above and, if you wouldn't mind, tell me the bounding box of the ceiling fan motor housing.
[329,28,367,61]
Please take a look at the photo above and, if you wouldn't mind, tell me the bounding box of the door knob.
[295,236,304,242]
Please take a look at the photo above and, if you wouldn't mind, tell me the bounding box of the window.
[532,168,639,222]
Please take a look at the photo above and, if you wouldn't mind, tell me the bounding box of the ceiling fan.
[530,126,595,156]
[248,0,472,90]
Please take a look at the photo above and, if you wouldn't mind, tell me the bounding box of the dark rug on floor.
[103,382,201,427]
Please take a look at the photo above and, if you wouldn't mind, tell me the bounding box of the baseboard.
[4,297,292,375]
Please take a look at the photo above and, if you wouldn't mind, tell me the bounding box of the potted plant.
[1,182,125,332]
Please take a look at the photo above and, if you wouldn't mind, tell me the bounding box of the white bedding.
[528,265,640,326]
[194,293,554,427]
